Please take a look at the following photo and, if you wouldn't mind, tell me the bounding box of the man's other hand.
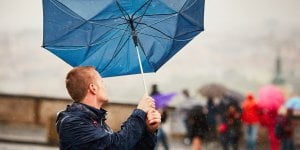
[146,109,161,133]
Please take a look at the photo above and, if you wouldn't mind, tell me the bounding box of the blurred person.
[150,84,169,150]
[56,66,161,150]
[275,108,296,150]
[219,103,242,150]
[155,108,169,150]
[241,93,259,150]
[179,89,204,144]
[258,107,281,150]
[206,96,217,140]
[150,84,160,96]
[186,105,209,150]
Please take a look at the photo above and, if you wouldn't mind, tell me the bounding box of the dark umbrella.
[42,0,205,93]
[199,83,228,98]
[224,90,245,103]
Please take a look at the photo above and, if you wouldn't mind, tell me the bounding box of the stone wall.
[0,93,139,131]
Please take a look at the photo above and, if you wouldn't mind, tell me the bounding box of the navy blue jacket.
[56,103,157,150]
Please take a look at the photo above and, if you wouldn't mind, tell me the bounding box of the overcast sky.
[0,0,299,104]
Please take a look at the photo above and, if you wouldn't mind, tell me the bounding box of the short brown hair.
[65,66,96,102]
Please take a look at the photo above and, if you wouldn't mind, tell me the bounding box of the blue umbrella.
[285,97,300,110]
[42,0,205,92]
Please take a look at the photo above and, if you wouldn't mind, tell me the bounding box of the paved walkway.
[0,122,219,150]
[0,123,272,150]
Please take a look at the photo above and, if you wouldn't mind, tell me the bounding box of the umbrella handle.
[135,46,148,95]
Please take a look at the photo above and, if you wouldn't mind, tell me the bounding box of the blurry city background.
[0,0,299,149]
[0,0,299,103]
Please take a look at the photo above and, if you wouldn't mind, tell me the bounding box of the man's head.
[65,66,108,103]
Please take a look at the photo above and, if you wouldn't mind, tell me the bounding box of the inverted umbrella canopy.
[42,0,205,78]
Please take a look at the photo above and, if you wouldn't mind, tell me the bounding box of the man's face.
[92,70,109,103]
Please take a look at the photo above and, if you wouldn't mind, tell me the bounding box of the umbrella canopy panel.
[43,0,205,77]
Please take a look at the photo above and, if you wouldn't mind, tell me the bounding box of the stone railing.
[0,93,175,145]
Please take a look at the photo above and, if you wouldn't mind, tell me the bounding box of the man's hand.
[146,109,161,133]
[137,94,155,113]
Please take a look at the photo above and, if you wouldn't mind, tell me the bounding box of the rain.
[0,0,300,149]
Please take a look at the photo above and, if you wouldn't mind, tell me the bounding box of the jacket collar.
[67,102,107,121]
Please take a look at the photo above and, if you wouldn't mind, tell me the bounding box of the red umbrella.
[257,85,284,150]
[257,85,285,111]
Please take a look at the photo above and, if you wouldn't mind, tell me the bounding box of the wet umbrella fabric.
[42,0,205,78]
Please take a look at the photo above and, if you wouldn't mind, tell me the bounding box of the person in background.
[275,108,296,150]
[186,105,209,150]
[150,84,169,150]
[206,97,217,140]
[241,93,259,150]
[155,108,169,150]
[179,89,204,145]
[56,66,161,150]
[150,84,160,96]
[219,103,242,150]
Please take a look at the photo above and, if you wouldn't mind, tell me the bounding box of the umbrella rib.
[179,0,203,28]
[99,29,131,73]
[44,0,88,46]
[49,0,85,21]
[137,23,202,41]
[136,22,173,39]
[89,21,130,32]
[43,46,86,51]
[89,33,126,47]
[75,33,127,67]
[90,16,127,22]
[135,13,177,32]
[43,21,87,47]
[175,29,203,40]
[115,0,130,20]
[88,22,128,45]
[135,13,177,18]
[131,0,152,18]
[132,0,153,31]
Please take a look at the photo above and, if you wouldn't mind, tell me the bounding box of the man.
[56,66,161,150]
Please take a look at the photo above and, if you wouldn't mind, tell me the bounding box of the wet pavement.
[0,123,274,150]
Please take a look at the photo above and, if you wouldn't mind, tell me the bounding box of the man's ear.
[89,84,97,95]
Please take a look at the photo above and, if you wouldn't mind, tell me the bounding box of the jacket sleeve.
[58,109,148,150]
[133,130,157,150]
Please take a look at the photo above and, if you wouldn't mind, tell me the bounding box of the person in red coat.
[241,93,259,150]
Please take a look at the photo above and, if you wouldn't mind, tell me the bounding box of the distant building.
[272,55,285,85]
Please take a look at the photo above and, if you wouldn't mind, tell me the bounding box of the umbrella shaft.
[135,46,148,95]
[129,19,138,46]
